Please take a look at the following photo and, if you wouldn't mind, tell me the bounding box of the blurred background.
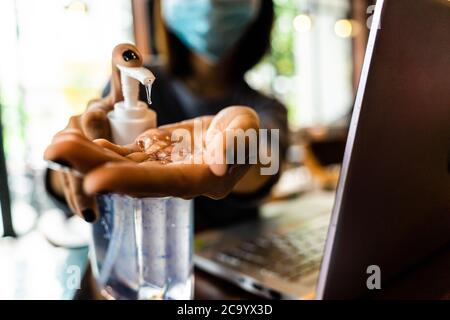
[0,0,374,298]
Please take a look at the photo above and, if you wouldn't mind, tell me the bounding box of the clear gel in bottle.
[90,44,194,300]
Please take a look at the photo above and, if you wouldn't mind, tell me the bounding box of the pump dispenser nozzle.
[117,65,155,108]
[107,44,157,145]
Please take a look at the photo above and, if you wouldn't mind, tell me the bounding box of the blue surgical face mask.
[162,0,261,63]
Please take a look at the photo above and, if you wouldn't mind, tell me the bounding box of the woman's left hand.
[45,106,260,202]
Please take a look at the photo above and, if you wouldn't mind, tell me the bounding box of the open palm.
[45,106,260,200]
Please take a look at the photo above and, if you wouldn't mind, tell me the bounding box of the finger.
[93,139,138,156]
[44,133,129,173]
[205,163,251,200]
[52,128,85,143]
[86,98,114,114]
[138,117,213,149]
[81,108,111,140]
[136,116,213,154]
[67,175,98,222]
[206,107,260,177]
[65,115,83,131]
[53,126,90,139]
[205,106,259,145]
[126,152,151,162]
[83,161,211,198]
[84,161,249,200]
[207,132,229,177]
[60,172,78,215]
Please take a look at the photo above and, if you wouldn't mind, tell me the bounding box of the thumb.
[81,100,112,140]
[206,106,260,177]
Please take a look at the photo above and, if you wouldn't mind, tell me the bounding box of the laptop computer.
[194,0,450,300]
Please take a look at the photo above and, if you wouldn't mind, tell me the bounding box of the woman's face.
[161,0,261,63]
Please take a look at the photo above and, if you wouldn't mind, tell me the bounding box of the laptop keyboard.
[215,216,329,281]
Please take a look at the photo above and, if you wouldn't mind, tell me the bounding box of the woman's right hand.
[48,99,117,222]
[47,43,145,222]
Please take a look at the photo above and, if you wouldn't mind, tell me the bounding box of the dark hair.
[156,0,274,81]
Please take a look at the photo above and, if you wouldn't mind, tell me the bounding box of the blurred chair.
[300,125,348,190]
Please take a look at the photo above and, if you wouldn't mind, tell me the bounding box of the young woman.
[45,0,288,231]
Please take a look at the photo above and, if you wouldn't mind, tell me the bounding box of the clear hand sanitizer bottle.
[90,44,194,300]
